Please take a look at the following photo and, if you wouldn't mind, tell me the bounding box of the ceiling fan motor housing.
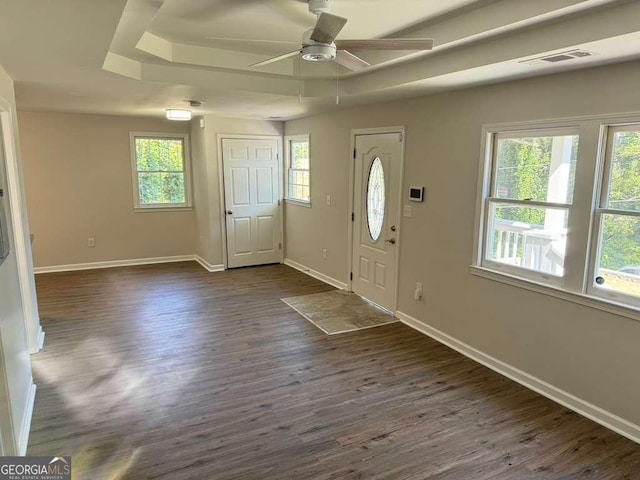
[301,28,336,62]
[302,44,337,62]
[308,0,331,15]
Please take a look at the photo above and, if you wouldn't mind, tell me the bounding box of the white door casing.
[222,138,282,268]
[351,131,404,312]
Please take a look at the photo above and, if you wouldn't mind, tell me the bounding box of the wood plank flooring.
[29,262,640,479]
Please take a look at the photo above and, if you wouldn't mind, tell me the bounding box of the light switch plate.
[403,205,412,218]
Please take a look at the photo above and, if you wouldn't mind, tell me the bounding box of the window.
[130,133,191,210]
[285,135,310,204]
[484,129,579,285]
[474,116,640,316]
[590,125,640,306]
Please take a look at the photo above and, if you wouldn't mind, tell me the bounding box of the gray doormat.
[281,290,397,335]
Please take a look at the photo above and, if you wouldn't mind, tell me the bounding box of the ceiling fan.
[250,0,434,72]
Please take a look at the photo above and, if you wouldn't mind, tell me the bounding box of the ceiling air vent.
[520,50,596,66]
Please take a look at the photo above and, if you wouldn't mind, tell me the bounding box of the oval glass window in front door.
[366,157,385,242]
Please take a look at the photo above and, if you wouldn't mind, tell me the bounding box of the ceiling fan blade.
[335,38,434,51]
[335,50,370,72]
[250,50,300,67]
[310,12,347,45]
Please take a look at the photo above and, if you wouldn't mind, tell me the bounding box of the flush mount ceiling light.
[166,109,192,121]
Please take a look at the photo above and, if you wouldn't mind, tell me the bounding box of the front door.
[222,138,282,268]
[352,132,403,311]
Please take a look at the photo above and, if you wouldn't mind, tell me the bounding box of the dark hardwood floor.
[29,262,640,479]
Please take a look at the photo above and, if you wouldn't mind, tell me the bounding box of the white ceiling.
[0,0,639,120]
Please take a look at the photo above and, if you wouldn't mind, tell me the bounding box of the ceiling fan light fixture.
[166,109,192,121]
[301,44,336,62]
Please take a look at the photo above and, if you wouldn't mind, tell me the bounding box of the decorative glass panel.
[366,157,385,242]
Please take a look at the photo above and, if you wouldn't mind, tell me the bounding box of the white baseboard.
[396,311,640,445]
[34,255,197,274]
[18,379,36,456]
[195,256,225,273]
[283,258,348,290]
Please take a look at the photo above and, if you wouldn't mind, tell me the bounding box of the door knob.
[385,238,396,245]
[390,225,396,232]
[226,210,233,215]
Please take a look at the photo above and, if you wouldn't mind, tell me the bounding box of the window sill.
[134,206,193,213]
[470,265,640,323]
[285,198,311,208]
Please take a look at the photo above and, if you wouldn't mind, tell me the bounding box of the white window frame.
[481,127,579,288]
[284,134,311,206]
[129,132,192,211]
[472,113,640,322]
[587,123,640,309]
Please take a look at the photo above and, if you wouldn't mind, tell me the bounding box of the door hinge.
[399,132,403,142]
[350,272,353,281]
[279,242,282,250]
[277,153,279,160]
[351,212,354,222]
[353,148,356,159]
[278,199,281,206]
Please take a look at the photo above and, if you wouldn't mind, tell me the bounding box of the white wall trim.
[34,255,197,274]
[396,310,640,445]
[284,258,347,290]
[17,379,36,456]
[194,256,225,272]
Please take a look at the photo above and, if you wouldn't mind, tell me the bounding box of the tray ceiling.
[0,0,638,119]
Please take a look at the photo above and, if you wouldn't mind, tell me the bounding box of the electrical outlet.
[403,205,413,218]
[322,248,328,259]
[87,237,95,247]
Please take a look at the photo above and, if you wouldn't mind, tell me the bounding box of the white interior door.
[352,132,403,311]
[222,138,282,268]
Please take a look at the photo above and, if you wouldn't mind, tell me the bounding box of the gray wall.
[18,112,195,268]
[284,60,640,427]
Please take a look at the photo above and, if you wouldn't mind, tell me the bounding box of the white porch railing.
[492,219,566,275]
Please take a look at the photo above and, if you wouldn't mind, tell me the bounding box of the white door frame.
[347,126,406,313]
[216,134,284,270]
[0,96,43,353]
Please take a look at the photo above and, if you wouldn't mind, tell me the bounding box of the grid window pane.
[594,214,640,298]
[606,130,640,211]
[494,134,578,203]
[287,139,310,202]
[138,172,186,205]
[134,136,187,207]
[135,138,184,172]
[291,141,309,170]
[487,204,568,276]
